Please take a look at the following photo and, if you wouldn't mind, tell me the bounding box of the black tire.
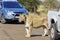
[1,15,6,24]
[50,23,58,40]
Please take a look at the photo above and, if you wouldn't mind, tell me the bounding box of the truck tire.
[50,23,58,40]
[1,15,6,24]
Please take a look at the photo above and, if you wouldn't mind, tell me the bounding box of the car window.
[3,1,23,8]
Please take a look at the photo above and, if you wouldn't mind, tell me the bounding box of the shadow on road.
[31,34,48,37]
[5,21,25,24]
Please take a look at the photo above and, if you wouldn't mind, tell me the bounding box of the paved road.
[0,23,50,40]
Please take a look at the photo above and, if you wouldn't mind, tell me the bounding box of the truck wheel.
[1,15,6,24]
[50,23,58,40]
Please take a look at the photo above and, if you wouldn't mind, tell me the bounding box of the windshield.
[3,1,23,8]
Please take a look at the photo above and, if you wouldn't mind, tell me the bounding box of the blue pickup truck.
[0,0,28,23]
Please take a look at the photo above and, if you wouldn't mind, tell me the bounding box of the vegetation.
[43,0,57,9]
[37,5,48,15]
[18,0,58,13]
[18,0,42,12]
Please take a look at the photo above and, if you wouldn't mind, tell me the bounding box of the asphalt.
[0,22,54,40]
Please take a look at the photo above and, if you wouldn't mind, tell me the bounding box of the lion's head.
[19,14,26,22]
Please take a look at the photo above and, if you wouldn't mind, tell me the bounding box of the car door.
[57,11,60,32]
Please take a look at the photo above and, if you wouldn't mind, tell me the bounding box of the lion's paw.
[25,35,31,38]
[42,35,46,37]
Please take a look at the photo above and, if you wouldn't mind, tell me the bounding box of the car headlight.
[7,11,14,15]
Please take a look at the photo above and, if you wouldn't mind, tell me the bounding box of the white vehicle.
[48,10,60,40]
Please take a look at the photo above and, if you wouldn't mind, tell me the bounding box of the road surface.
[0,22,53,40]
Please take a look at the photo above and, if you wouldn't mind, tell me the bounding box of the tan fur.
[19,12,49,37]
[19,14,26,22]
[25,13,49,37]
[28,13,48,28]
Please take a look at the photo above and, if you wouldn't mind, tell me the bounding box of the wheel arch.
[51,19,55,24]
[50,18,58,30]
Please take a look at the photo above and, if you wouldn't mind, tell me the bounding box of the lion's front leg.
[25,27,30,37]
[25,26,32,37]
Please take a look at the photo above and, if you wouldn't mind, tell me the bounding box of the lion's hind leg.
[42,25,48,37]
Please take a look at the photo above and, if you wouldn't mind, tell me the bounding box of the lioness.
[19,13,49,37]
